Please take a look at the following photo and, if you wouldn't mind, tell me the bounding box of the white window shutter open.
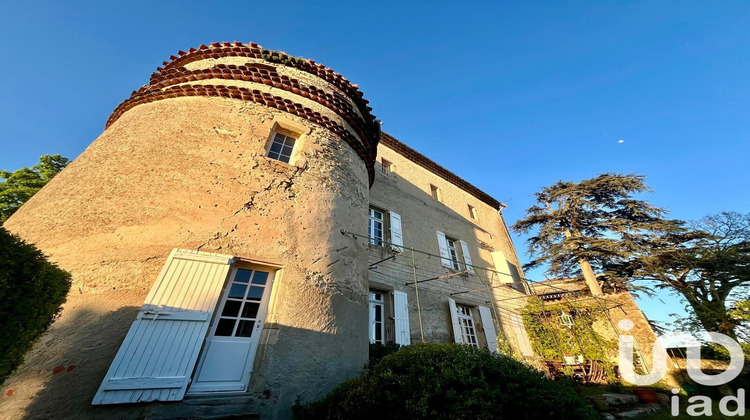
[448,298,462,343]
[436,231,452,268]
[478,306,498,353]
[459,240,474,274]
[491,251,513,283]
[369,300,376,343]
[510,312,534,357]
[393,291,411,345]
[92,249,234,405]
[390,212,404,252]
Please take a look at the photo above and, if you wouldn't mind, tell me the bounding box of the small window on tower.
[267,132,297,163]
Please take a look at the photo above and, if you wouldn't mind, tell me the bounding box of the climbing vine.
[522,297,618,377]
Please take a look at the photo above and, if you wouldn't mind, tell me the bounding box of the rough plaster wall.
[372,143,521,271]
[593,292,662,372]
[366,143,528,349]
[2,96,370,419]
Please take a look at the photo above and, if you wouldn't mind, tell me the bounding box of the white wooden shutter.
[436,231,452,268]
[393,291,411,345]
[368,300,376,343]
[478,306,498,353]
[509,312,534,357]
[491,251,513,283]
[459,240,474,274]
[390,212,404,252]
[92,249,234,405]
[448,298,462,343]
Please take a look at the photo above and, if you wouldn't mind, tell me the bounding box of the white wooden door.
[92,249,234,405]
[188,266,274,393]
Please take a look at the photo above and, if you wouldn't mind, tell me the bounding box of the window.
[368,207,385,246]
[430,184,442,202]
[437,231,472,272]
[456,305,478,347]
[380,158,392,175]
[267,132,297,163]
[369,291,385,344]
[446,237,460,270]
[468,205,478,220]
[213,269,269,337]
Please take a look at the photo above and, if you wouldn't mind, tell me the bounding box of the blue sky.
[1,1,748,328]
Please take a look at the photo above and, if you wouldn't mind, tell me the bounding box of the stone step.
[601,393,640,407]
[612,404,661,419]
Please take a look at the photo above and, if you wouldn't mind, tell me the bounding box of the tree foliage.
[512,173,683,295]
[0,154,69,223]
[0,227,71,384]
[633,212,750,338]
[513,172,749,338]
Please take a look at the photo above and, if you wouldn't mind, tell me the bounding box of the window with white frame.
[456,305,478,347]
[369,290,385,344]
[446,237,460,270]
[266,132,297,163]
[436,231,473,273]
[368,207,385,246]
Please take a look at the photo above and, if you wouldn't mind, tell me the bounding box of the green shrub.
[295,343,598,420]
[0,227,71,384]
[368,342,401,367]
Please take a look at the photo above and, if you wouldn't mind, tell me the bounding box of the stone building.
[1,42,532,419]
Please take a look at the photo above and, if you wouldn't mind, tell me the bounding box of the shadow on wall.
[1,302,145,420]
[6,296,349,419]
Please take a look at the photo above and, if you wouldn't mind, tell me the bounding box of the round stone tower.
[2,42,379,419]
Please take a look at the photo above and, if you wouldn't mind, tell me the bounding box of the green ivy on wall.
[522,297,618,378]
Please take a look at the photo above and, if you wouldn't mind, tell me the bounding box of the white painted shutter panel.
[436,231,452,268]
[509,312,534,357]
[393,291,411,345]
[491,251,513,283]
[459,240,474,274]
[369,301,376,343]
[448,298,462,343]
[92,249,234,405]
[390,212,404,252]
[478,306,498,353]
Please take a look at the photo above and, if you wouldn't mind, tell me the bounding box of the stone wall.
[367,139,529,354]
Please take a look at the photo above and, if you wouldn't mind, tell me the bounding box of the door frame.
[187,261,278,394]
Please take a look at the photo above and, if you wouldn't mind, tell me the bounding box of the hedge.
[0,227,71,384]
[295,343,598,420]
